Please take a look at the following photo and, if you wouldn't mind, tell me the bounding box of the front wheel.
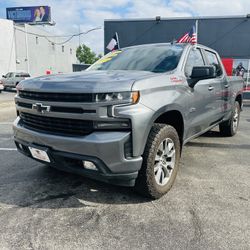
[135,124,181,199]
[219,101,240,137]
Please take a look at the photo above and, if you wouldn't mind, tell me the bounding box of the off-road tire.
[135,124,181,199]
[219,101,240,137]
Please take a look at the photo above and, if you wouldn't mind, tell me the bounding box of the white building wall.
[15,24,76,77]
[0,18,76,77]
[0,19,16,76]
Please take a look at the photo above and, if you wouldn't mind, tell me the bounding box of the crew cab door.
[184,48,218,138]
[203,49,224,122]
[3,73,11,86]
[6,72,14,87]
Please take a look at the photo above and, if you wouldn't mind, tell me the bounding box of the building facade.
[0,18,77,77]
[0,19,16,77]
[104,15,250,58]
[104,15,250,88]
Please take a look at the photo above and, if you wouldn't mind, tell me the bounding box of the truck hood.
[18,70,156,93]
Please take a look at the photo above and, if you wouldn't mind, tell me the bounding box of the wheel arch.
[235,94,242,110]
[140,107,185,157]
[154,110,184,146]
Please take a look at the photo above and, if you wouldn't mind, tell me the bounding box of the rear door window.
[204,50,223,77]
[15,73,30,77]
[21,74,30,77]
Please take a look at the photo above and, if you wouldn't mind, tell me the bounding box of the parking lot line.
[0,122,13,125]
[0,148,17,151]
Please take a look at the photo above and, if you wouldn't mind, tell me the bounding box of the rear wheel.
[219,101,240,136]
[135,124,180,199]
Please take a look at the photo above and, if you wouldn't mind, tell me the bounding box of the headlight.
[95,91,139,104]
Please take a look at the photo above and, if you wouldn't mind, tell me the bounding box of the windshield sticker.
[95,50,122,65]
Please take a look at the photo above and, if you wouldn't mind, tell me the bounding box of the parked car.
[13,43,244,199]
[0,80,3,93]
[2,72,30,90]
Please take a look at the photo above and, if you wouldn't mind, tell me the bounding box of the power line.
[7,30,15,72]
[14,26,102,45]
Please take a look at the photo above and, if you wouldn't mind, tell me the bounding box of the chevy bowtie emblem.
[32,103,51,113]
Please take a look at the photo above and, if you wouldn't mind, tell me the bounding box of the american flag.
[177,24,197,44]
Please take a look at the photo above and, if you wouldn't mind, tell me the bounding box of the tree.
[76,44,101,64]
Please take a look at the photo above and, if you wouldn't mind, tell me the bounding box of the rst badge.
[32,103,51,113]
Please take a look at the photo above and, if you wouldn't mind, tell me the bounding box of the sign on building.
[6,6,51,24]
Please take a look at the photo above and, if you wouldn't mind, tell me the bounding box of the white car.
[1,72,31,90]
[0,80,4,93]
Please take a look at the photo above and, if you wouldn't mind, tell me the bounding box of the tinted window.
[21,74,30,77]
[204,50,223,77]
[9,73,14,78]
[185,49,205,77]
[88,45,184,73]
[15,73,30,77]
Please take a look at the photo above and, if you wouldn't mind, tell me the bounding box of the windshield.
[88,44,184,73]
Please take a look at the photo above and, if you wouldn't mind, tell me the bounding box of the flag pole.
[116,32,120,49]
[196,19,199,44]
[246,59,250,89]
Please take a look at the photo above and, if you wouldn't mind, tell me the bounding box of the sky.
[1,0,250,54]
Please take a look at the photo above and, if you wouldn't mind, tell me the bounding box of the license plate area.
[28,146,51,163]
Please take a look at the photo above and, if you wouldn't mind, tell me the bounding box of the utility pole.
[24,24,30,73]
[79,25,81,47]
[196,19,199,43]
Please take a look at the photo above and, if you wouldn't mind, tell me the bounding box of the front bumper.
[13,117,142,187]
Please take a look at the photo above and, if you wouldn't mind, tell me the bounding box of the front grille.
[16,101,96,114]
[20,112,94,136]
[16,102,32,109]
[19,90,94,102]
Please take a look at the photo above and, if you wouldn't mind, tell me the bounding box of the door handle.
[208,86,214,91]
[224,84,229,88]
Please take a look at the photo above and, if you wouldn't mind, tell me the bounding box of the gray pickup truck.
[13,43,243,199]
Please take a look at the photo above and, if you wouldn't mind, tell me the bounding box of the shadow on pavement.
[187,141,250,149]
[0,163,150,209]
[200,130,222,138]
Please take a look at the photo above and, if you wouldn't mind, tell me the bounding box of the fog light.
[83,161,98,171]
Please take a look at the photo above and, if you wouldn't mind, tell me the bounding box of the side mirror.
[188,66,216,88]
[2,75,6,78]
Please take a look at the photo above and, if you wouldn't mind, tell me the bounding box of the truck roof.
[121,43,217,54]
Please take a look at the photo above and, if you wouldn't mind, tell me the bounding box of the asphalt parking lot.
[0,91,249,250]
